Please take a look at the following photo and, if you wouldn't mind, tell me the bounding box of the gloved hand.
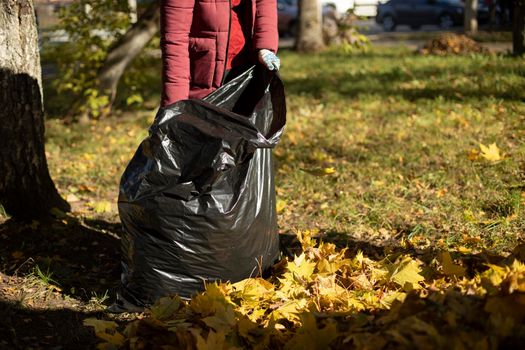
[258,49,280,71]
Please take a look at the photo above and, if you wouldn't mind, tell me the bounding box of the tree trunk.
[96,1,160,105]
[296,0,325,52]
[0,0,70,219]
[513,0,525,55]
[128,0,138,23]
[464,0,478,33]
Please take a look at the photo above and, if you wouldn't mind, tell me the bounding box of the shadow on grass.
[0,217,121,302]
[284,59,525,102]
[0,298,100,349]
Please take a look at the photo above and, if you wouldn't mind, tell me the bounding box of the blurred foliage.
[41,0,159,119]
[322,9,370,52]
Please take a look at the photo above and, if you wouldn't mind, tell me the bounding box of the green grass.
[32,265,59,287]
[44,46,525,254]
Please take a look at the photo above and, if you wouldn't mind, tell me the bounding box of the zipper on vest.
[221,0,232,85]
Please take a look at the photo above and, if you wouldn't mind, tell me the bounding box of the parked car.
[277,0,340,37]
[353,0,386,17]
[473,0,502,24]
[325,0,388,18]
[376,0,464,31]
[278,0,298,37]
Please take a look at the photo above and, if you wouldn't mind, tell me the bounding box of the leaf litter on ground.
[86,230,525,349]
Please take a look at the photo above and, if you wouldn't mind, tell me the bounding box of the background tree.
[0,0,70,219]
[514,0,525,55]
[296,0,325,52]
[464,0,478,33]
[96,1,160,106]
[47,0,160,118]
[48,0,134,118]
[128,0,138,23]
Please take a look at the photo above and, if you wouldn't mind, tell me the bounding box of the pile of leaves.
[419,33,489,56]
[86,231,525,349]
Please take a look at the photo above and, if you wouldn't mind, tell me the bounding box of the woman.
[161,0,281,107]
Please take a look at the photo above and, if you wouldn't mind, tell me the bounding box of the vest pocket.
[189,37,216,89]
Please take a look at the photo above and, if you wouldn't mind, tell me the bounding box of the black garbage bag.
[116,65,286,308]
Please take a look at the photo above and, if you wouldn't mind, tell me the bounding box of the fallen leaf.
[386,256,425,290]
[479,143,502,162]
[301,167,337,176]
[66,193,80,202]
[438,251,466,277]
[467,149,480,161]
[276,199,287,214]
[11,251,24,260]
[84,318,124,346]
[285,313,338,350]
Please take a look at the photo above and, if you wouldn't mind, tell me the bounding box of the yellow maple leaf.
[150,296,182,321]
[236,315,260,339]
[284,313,338,350]
[84,318,118,334]
[479,143,502,162]
[192,329,229,350]
[83,318,124,346]
[287,253,316,281]
[273,298,308,321]
[276,199,287,214]
[301,167,337,176]
[386,256,425,290]
[232,278,274,300]
[438,251,466,277]
[202,304,236,333]
[190,284,233,316]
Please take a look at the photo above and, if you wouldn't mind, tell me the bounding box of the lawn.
[45,46,525,253]
[1,46,524,348]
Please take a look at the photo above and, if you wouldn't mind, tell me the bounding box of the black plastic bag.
[116,66,286,308]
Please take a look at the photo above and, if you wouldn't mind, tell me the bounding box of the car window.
[390,0,411,5]
[278,0,295,6]
[412,0,432,5]
[437,0,462,4]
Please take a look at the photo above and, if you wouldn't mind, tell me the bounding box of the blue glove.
[258,49,280,71]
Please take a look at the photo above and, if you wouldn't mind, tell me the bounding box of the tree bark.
[296,0,325,52]
[96,1,160,105]
[128,0,138,23]
[513,0,525,55]
[0,0,70,219]
[464,0,478,33]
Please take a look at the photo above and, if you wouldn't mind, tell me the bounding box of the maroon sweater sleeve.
[160,0,195,107]
[253,0,279,53]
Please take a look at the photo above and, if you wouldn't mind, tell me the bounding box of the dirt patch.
[0,215,132,349]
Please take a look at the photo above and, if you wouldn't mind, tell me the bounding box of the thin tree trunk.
[128,0,138,23]
[96,1,160,105]
[513,0,525,55]
[464,0,478,33]
[0,0,70,219]
[296,0,325,52]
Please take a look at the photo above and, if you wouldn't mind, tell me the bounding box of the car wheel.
[382,15,396,32]
[438,13,454,29]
